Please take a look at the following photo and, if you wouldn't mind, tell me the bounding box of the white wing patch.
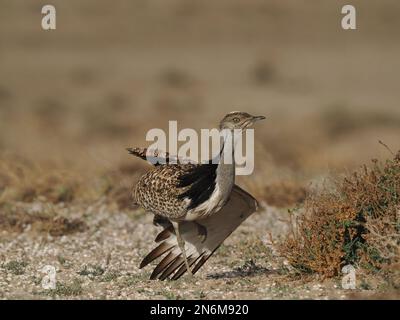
[184,183,223,221]
[140,185,258,280]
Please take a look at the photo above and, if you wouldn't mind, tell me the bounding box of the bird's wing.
[139,184,259,280]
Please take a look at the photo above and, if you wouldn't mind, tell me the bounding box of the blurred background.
[1,0,400,200]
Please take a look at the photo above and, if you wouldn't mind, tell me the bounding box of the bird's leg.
[172,221,193,277]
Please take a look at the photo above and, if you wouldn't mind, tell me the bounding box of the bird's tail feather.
[126,147,173,165]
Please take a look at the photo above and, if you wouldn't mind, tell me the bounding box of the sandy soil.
[0,199,387,300]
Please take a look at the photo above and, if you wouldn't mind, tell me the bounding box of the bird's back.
[133,163,196,220]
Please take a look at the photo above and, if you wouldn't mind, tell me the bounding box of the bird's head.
[219,111,266,130]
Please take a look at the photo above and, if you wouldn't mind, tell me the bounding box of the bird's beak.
[252,115,266,122]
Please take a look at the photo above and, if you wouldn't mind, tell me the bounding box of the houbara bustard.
[127,111,265,280]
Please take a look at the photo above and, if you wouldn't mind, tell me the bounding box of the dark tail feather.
[126,147,148,161]
[171,254,203,280]
[158,256,186,280]
[139,242,174,269]
[150,252,176,280]
[155,227,174,242]
[192,254,210,274]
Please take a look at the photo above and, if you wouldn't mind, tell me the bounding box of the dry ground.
[2,199,396,300]
[1,0,400,299]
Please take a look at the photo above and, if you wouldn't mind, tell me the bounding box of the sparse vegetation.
[45,279,84,297]
[57,255,73,268]
[0,202,87,236]
[100,270,121,283]
[78,264,105,278]
[2,260,28,275]
[279,152,400,286]
[0,156,81,205]
[120,274,143,288]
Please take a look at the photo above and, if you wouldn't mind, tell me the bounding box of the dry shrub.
[362,212,400,287]
[279,151,400,278]
[0,155,81,205]
[0,152,148,211]
[40,216,87,236]
[363,213,399,267]
[0,204,87,236]
[262,181,307,208]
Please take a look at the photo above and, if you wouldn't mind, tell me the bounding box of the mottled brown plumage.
[133,163,196,220]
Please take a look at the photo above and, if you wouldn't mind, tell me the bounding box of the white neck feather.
[215,129,239,203]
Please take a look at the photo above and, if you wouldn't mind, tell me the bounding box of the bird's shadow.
[206,259,275,279]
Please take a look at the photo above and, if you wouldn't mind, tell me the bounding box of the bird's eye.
[233,117,240,123]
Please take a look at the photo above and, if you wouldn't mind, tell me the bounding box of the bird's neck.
[218,128,238,166]
[215,128,239,195]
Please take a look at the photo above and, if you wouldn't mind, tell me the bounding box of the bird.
[127,111,265,280]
